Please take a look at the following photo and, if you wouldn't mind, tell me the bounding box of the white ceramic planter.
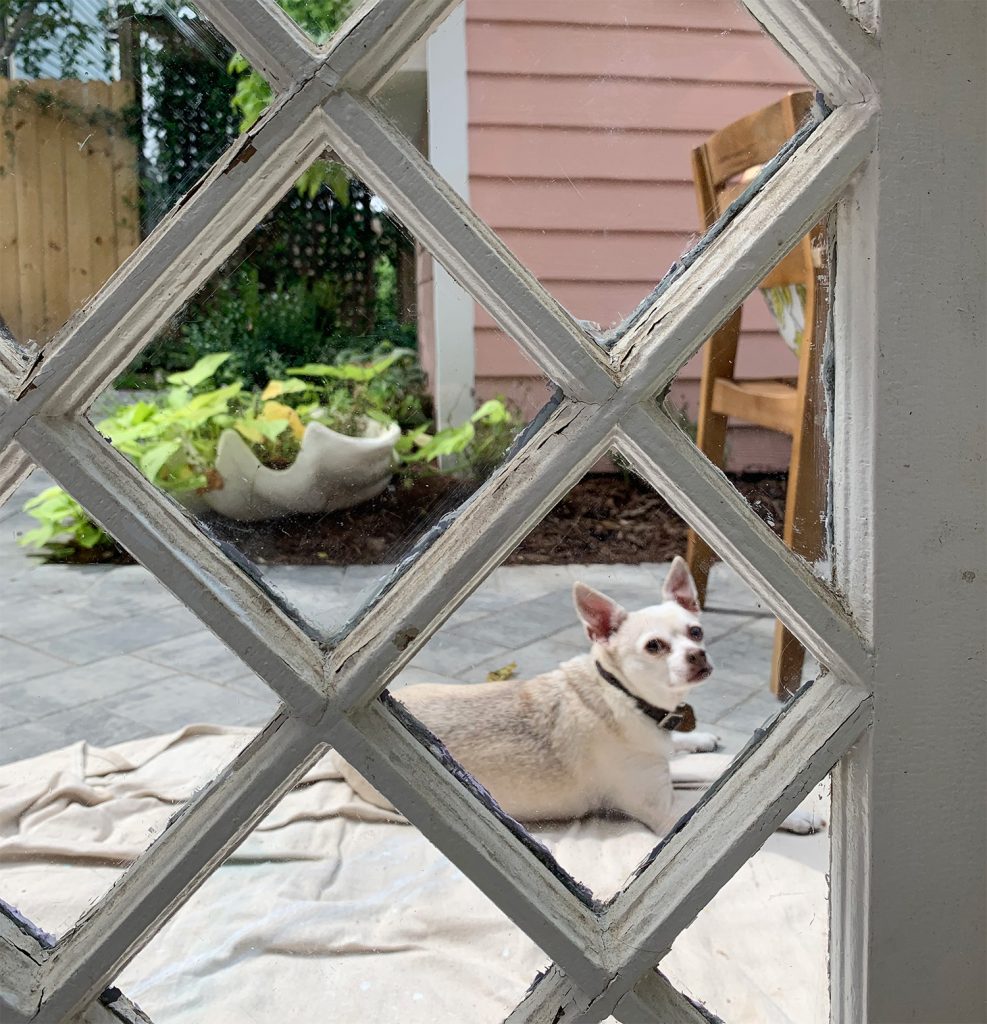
[199,418,401,522]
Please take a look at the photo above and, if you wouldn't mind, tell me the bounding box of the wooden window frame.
[0,1,984,1021]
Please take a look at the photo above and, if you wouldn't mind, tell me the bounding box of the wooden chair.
[684,91,827,699]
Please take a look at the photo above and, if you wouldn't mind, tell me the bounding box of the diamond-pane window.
[0,0,891,1021]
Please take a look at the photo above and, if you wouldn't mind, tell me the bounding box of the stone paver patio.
[0,470,813,766]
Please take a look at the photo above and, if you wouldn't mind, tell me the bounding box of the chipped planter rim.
[194,417,401,522]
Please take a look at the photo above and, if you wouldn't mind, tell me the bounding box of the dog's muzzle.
[686,650,712,683]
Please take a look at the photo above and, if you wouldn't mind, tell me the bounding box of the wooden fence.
[0,79,140,344]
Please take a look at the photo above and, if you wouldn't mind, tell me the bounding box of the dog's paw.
[779,780,830,834]
[779,803,829,835]
[674,730,720,753]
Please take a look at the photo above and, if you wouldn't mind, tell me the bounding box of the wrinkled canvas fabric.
[0,726,826,1023]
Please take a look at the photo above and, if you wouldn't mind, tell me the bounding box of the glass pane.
[661,773,831,1023]
[0,470,278,937]
[347,448,823,899]
[383,0,814,342]
[118,745,550,1021]
[85,156,544,638]
[663,208,834,696]
[266,0,355,46]
[0,3,242,346]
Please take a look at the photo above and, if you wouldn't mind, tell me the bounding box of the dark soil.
[203,472,788,567]
[57,472,787,568]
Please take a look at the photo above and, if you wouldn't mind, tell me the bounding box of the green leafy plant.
[228,0,353,199]
[0,0,103,78]
[20,350,520,562]
[126,265,417,391]
[20,487,110,562]
[396,400,518,476]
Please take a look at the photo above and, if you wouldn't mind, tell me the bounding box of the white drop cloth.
[0,726,827,1023]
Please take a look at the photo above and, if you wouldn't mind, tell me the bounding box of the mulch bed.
[56,472,787,568]
[200,472,787,567]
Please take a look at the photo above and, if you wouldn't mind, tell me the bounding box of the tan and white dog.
[339,557,826,835]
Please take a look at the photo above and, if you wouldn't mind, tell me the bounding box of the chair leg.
[685,310,741,608]
[685,457,722,608]
[771,621,805,699]
[770,301,825,699]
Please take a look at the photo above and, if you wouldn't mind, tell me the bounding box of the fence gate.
[0,80,139,344]
[0,1,983,1022]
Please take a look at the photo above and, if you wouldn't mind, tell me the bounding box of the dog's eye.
[688,626,704,641]
[645,638,670,655]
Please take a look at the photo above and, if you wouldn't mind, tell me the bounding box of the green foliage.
[120,1,411,387]
[226,52,272,132]
[0,0,104,78]
[396,399,519,477]
[20,487,107,561]
[228,0,352,129]
[127,259,415,390]
[274,0,353,43]
[141,18,240,230]
[174,267,333,387]
[227,0,353,202]
[21,350,520,561]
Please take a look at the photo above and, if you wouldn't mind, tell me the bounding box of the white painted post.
[830,3,987,1020]
[425,3,475,429]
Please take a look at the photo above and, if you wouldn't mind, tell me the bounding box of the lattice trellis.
[0,1,879,1021]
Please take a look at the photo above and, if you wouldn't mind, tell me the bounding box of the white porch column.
[831,3,986,1020]
[425,3,475,429]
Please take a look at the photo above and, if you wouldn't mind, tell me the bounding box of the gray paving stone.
[0,720,76,766]
[446,588,579,649]
[703,563,772,614]
[223,672,279,702]
[41,611,202,665]
[71,568,181,613]
[389,665,465,691]
[714,693,783,736]
[0,568,110,614]
[0,655,175,716]
[111,675,276,733]
[443,589,518,628]
[467,639,587,685]
[408,629,513,677]
[265,565,349,588]
[159,605,211,632]
[552,624,590,651]
[0,525,792,759]
[0,637,73,686]
[0,699,32,730]
[475,565,576,598]
[340,565,396,587]
[566,563,668,590]
[25,702,157,751]
[0,600,107,640]
[265,564,353,611]
[134,630,246,684]
[707,624,774,678]
[690,669,761,709]
[700,611,765,644]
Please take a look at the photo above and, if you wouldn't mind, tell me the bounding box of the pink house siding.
[421,0,809,470]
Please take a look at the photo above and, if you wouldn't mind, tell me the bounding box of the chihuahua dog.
[339,557,825,835]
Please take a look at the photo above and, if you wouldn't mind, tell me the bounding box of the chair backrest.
[692,91,817,292]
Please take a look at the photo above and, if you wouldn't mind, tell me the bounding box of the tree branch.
[0,2,42,62]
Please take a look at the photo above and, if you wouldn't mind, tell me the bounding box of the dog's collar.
[595,661,696,732]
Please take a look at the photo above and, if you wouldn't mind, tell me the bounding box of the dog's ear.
[662,556,701,613]
[573,583,627,644]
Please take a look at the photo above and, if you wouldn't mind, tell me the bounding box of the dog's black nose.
[686,650,709,668]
